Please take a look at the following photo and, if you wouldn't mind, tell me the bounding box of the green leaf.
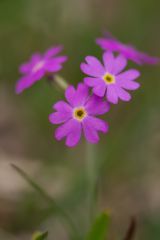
[32,231,48,240]
[86,212,110,240]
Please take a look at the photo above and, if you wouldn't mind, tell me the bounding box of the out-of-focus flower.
[81,52,140,104]
[96,33,160,65]
[49,83,110,147]
[15,46,67,94]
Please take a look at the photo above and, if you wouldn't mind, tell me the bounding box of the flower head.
[49,83,110,147]
[81,52,140,104]
[15,45,68,94]
[96,33,160,65]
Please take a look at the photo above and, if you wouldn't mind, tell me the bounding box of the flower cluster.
[16,32,159,147]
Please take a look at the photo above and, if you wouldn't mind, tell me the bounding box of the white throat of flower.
[32,61,45,73]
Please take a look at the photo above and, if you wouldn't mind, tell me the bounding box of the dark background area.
[0,0,160,239]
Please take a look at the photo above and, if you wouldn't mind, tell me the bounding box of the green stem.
[86,143,98,225]
[11,164,81,240]
[47,74,69,91]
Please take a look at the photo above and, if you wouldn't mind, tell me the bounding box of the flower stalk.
[86,143,98,224]
[48,74,69,91]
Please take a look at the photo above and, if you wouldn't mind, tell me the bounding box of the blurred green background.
[0,0,160,239]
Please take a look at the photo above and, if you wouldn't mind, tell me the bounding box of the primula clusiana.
[49,83,110,147]
[96,33,160,65]
[81,51,140,104]
[15,45,67,94]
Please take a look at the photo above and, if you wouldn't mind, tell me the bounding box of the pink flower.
[15,46,68,94]
[49,83,110,147]
[96,33,160,65]
[81,52,140,104]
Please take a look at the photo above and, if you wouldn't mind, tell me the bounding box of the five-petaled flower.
[96,33,160,65]
[15,45,68,94]
[49,83,110,147]
[81,52,140,104]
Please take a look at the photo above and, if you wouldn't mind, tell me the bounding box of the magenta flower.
[15,46,68,94]
[49,83,110,147]
[96,33,160,65]
[81,52,140,104]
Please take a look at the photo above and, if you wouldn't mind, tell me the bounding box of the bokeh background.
[0,0,160,239]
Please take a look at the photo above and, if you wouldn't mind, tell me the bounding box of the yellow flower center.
[103,73,115,84]
[73,107,87,121]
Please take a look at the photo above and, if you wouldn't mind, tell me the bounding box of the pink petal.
[85,95,110,115]
[80,63,105,77]
[15,76,34,94]
[116,69,140,81]
[45,62,62,72]
[19,63,31,74]
[55,119,76,140]
[86,116,109,133]
[80,63,93,76]
[49,111,71,124]
[82,118,99,144]
[65,85,76,106]
[116,87,131,102]
[103,51,115,73]
[106,85,118,104]
[31,68,45,81]
[93,82,106,97]
[31,53,42,66]
[65,121,82,147]
[118,79,140,90]
[139,52,160,65]
[84,77,102,87]
[53,100,72,112]
[113,54,127,74]
[85,56,105,75]
[73,83,89,106]
[44,45,63,58]
[96,38,118,51]
[51,56,68,64]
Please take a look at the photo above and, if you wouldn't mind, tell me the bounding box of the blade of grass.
[11,163,81,240]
